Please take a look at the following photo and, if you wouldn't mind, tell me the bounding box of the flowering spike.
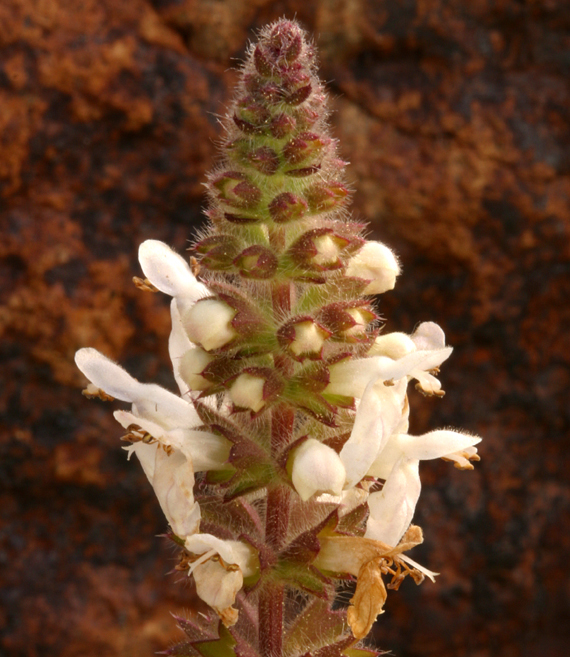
[75,18,481,657]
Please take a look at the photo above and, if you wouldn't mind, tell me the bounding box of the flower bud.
[233,245,278,279]
[285,83,312,106]
[195,234,239,271]
[291,438,346,501]
[212,171,261,209]
[305,181,349,213]
[319,302,377,342]
[269,192,308,223]
[246,146,280,175]
[233,97,271,134]
[283,132,328,165]
[277,317,331,361]
[184,299,237,351]
[266,21,303,63]
[270,113,296,138]
[346,241,400,294]
[229,372,265,411]
[179,347,215,391]
[289,228,350,271]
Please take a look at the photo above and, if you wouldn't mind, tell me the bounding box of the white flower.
[365,430,482,546]
[184,298,237,351]
[185,533,259,627]
[168,299,195,395]
[346,241,400,295]
[138,240,208,316]
[339,377,408,489]
[291,438,346,501]
[126,440,200,540]
[75,348,230,472]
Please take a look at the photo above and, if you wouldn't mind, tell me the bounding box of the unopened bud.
[278,317,331,361]
[234,97,270,133]
[212,171,261,209]
[346,241,400,294]
[319,303,377,342]
[291,438,346,501]
[289,228,350,270]
[285,83,312,106]
[184,299,237,351]
[179,347,215,391]
[270,113,296,138]
[195,235,239,271]
[246,147,280,175]
[283,132,328,165]
[229,368,283,413]
[305,181,349,213]
[269,192,308,223]
[233,245,278,280]
[267,22,303,63]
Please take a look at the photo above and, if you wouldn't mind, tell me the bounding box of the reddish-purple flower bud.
[235,96,271,126]
[270,113,296,139]
[266,22,303,63]
[288,228,351,271]
[195,234,239,271]
[285,83,312,106]
[233,245,278,280]
[269,192,308,223]
[305,181,349,213]
[285,164,321,178]
[247,147,280,175]
[254,44,274,77]
[212,171,261,209]
[283,132,328,165]
[294,106,320,130]
[216,292,266,339]
[318,302,378,342]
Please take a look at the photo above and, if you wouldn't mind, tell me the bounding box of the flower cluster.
[76,20,480,657]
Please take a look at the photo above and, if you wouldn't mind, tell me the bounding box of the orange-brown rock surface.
[1,1,569,656]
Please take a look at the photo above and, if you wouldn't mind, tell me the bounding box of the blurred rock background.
[1,1,569,655]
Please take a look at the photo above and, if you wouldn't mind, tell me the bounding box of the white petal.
[75,348,143,402]
[368,332,416,359]
[346,241,400,294]
[138,240,208,301]
[291,438,346,501]
[396,429,482,461]
[131,383,200,429]
[411,322,446,351]
[193,558,243,622]
[185,534,256,576]
[365,458,421,546]
[184,299,237,351]
[169,299,195,394]
[179,347,215,392]
[340,378,407,489]
[114,409,230,472]
[129,441,200,539]
[229,373,266,412]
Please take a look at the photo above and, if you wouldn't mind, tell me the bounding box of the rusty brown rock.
[1,1,569,656]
